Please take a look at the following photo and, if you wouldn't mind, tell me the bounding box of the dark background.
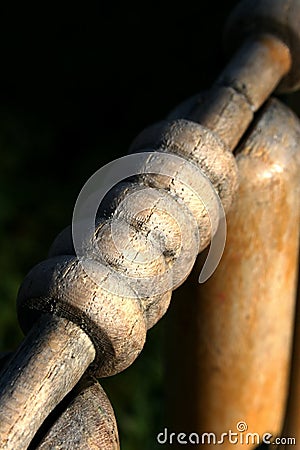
[0,1,298,448]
